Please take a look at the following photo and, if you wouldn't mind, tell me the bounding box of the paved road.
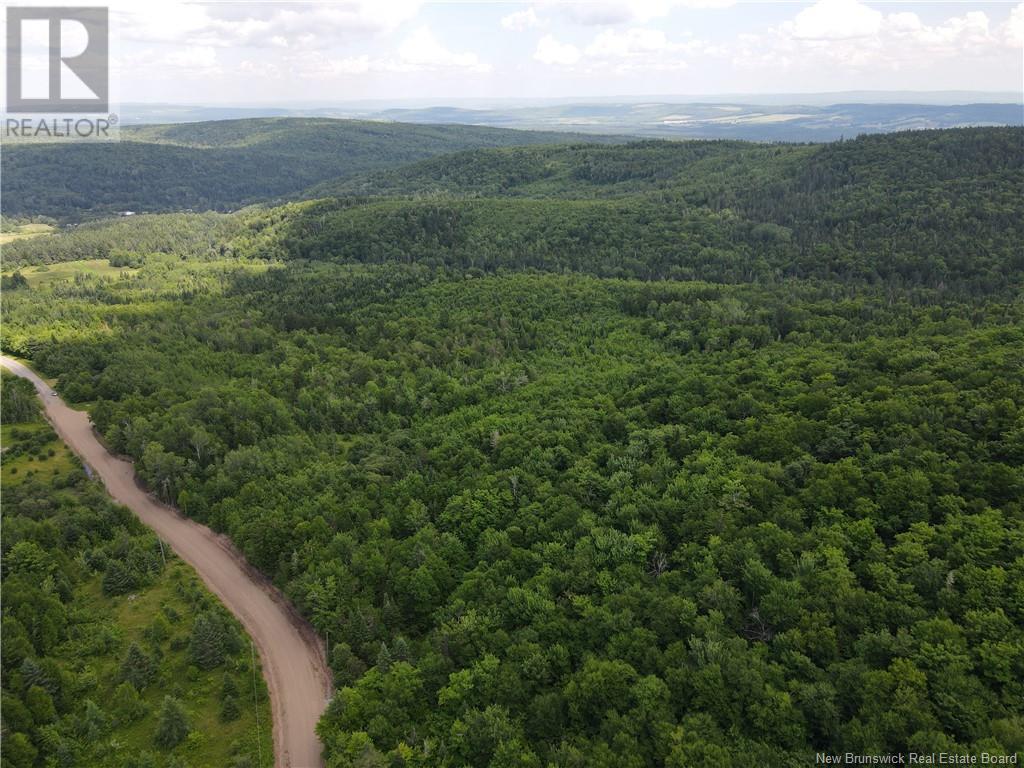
[2,355,331,768]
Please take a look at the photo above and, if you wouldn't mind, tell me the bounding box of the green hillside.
[246,128,1024,292]
[311,127,1022,202]
[0,118,619,221]
[2,125,1023,767]
[307,138,801,199]
[9,128,1020,293]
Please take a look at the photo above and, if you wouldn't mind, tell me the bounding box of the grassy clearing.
[0,421,77,486]
[6,258,138,287]
[4,254,270,289]
[0,221,54,244]
[2,256,274,362]
[69,563,274,767]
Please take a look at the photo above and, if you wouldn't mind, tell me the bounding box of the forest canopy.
[0,118,620,221]
[2,125,1022,767]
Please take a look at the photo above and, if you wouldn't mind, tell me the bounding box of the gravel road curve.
[2,355,331,768]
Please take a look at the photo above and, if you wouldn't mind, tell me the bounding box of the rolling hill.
[271,127,1024,292]
[4,123,1024,767]
[115,97,1024,141]
[0,118,619,221]
[7,127,1022,293]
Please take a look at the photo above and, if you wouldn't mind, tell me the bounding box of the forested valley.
[2,124,1022,767]
[0,119,618,221]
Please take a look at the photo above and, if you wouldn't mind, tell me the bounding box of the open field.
[0,421,77,487]
[5,258,138,287]
[0,222,54,244]
[71,563,274,767]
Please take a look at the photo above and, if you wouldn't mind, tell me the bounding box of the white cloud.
[237,59,281,78]
[533,28,697,73]
[906,11,992,51]
[586,28,673,57]
[394,27,490,72]
[1006,3,1024,46]
[789,0,882,40]
[534,35,582,65]
[502,7,543,32]
[113,1,423,49]
[162,45,219,71]
[735,0,1021,77]
[287,52,372,79]
[112,2,212,43]
[541,0,734,26]
[228,26,489,80]
[44,0,1021,99]
[115,44,222,80]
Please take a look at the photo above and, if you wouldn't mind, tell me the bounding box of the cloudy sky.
[8,0,1024,103]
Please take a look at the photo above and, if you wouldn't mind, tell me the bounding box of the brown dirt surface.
[2,355,332,768]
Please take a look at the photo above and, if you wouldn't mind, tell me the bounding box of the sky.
[4,0,1023,103]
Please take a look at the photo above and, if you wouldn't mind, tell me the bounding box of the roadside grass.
[70,563,274,767]
[2,413,274,768]
[0,421,77,487]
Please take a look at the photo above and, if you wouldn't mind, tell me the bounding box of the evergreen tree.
[375,642,393,672]
[154,696,189,749]
[330,643,368,688]
[18,658,52,694]
[219,673,241,721]
[119,642,155,690]
[102,559,135,596]
[392,636,411,662]
[220,694,240,722]
[190,612,225,670]
[144,614,171,646]
[77,699,109,743]
[112,681,146,725]
[220,673,239,701]
[24,685,57,724]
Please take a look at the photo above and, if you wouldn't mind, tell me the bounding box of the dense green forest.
[2,212,241,268]
[0,119,617,221]
[8,128,1021,292]
[288,128,1024,292]
[2,126,1022,766]
[0,374,272,768]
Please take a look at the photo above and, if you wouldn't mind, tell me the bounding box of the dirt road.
[2,355,331,768]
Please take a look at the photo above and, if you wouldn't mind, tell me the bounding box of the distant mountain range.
[120,97,1022,142]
